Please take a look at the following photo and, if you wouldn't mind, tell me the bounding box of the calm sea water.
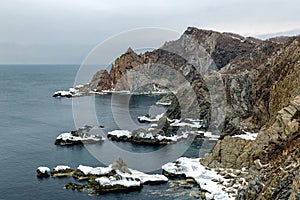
[0,65,214,200]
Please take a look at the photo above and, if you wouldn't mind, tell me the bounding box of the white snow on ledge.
[162,157,234,200]
[232,131,258,140]
[77,165,112,175]
[56,132,104,142]
[53,165,71,171]
[155,102,172,106]
[107,130,132,138]
[137,113,164,123]
[170,119,202,128]
[107,129,189,142]
[130,169,168,184]
[53,85,84,97]
[75,165,168,187]
[97,168,168,187]
[96,171,141,187]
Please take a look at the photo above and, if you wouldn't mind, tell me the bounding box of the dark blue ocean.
[0,65,215,200]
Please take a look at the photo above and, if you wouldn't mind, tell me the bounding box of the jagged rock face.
[201,96,300,199]
[85,27,299,135]
[110,48,144,89]
[216,36,300,133]
[179,27,258,70]
[90,70,112,91]
[266,39,300,126]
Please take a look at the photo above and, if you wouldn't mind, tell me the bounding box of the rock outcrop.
[37,158,168,195]
[201,96,300,199]
[54,125,105,146]
[36,167,50,178]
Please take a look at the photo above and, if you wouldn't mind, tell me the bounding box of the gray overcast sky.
[0,0,299,64]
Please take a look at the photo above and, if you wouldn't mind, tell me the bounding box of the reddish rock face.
[83,27,300,135]
[110,48,144,89]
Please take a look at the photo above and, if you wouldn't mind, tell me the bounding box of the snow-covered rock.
[96,172,141,187]
[107,129,190,145]
[162,157,239,200]
[55,125,104,146]
[41,158,168,194]
[53,85,84,98]
[137,113,164,123]
[170,118,203,129]
[36,166,50,178]
[77,165,112,176]
[130,169,168,184]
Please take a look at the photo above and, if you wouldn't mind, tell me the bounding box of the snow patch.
[56,132,103,142]
[156,102,172,106]
[53,85,84,97]
[77,165,112,175]
[107,130,132,138]
[233,131,258,140]
[137,113,164,123]
[108,129,189,142]
[162,157,235,200]
[95,168,168,187]
[204,132,220,140]
[96,173,141,187]
[130,169,168,184]
[170,119,202,128]
[54,165,71,171]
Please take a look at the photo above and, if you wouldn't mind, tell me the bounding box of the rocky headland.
[52,27,300,199]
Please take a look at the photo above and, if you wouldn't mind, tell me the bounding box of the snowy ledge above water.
[37,157,168,194]
[169,118,203,129]
[53,85,169,98]
[107,129,190,145]
[162,157,245,200]
[137,113,164,123]
[55,125,105,146]
[53,85,84,98]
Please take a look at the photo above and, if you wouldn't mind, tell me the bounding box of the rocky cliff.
[201,96,300,199]
[83,27,299,135]
[81,27,300,199]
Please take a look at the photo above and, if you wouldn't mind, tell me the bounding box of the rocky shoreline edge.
[49,27,300,199]
[37,156,253,199]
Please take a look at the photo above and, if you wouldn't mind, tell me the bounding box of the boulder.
[36,167,50,178]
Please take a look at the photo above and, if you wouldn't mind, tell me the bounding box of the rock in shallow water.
[37,157,168,195]
[36,166,50,178]
[54,125,105,146]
